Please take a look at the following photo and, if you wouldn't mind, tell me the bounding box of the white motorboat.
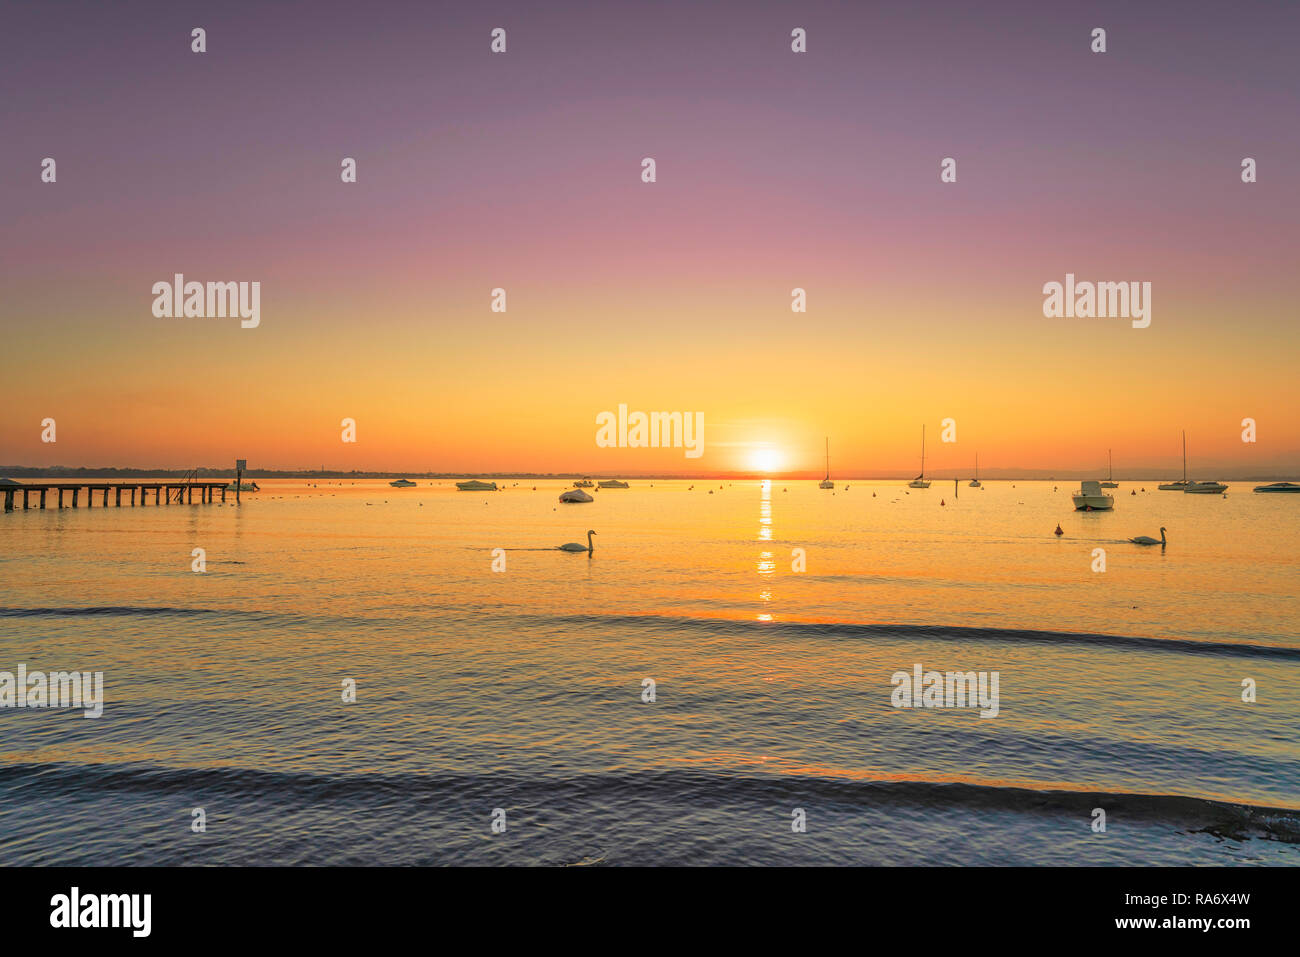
[1184,480,1227,494]
[1072,479,1114,511]
[908,425,930,488]
[388,478,417,487]
[597,480,629,488]
[456,479,498,491]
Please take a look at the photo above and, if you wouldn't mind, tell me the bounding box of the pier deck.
[2,481,232,512]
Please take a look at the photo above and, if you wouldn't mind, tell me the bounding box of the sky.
[1,0,1297,477]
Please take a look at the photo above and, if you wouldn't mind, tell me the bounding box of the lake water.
[1,478,1297,865]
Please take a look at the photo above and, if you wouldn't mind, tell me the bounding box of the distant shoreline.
[3,466,1294,482]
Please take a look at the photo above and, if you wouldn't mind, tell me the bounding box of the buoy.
[1054,524,1063,536]
[940,499,945,506]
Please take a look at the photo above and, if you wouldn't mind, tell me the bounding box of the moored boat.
[388,478,417,487]
[908,426,930,488]
[1072,480,1114,511]
[456,479,498,491]
[560,489,593,503]
[597,480,629,488]
[1254,482,1300,493]
[819,437,834,489]
[1100,449,1118,488]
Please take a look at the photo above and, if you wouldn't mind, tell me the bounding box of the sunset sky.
[2,0,1297,476]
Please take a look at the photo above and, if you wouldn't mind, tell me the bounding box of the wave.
[541,614,1300,661]
[2,761,1296,844]
[0,606,224,618]
[3,605,1296,660]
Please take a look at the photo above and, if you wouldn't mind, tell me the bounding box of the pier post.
[40,488,47,509]
[103,488,109,506]
[58,488,64,508]
[187,486,193,504]
[23,489,30,510]
[72,489,79,508]
[130,487,136,506]
[3,490,11,513]
[220,486,227,502]
[115,488,122,506]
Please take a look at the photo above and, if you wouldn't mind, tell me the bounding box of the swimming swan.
[559,530,596,553]
[1129,527,1167,546]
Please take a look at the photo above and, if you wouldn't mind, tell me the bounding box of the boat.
[456,480,498,491]
[1158,432,1192,490]
[597,480,629,488]
[559,489,593,503]
[226,480,259,492]
[1072,479,1114,511]
[1254,482,1300,493]
[1158,432,1225,493]
[968,453,981,488]
[388,478,417,487]
[908,426,930,488]
[819,437,834,489]
[1100,450,1118,488]
[573,479,594,488]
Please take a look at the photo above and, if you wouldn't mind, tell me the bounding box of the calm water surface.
[1,479,1297,864]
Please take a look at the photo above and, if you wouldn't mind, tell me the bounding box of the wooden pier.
[2,481,232,513]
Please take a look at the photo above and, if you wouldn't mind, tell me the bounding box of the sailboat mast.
[1182,430,1187,483]
[824,437,830,480]
[921,425,926,477]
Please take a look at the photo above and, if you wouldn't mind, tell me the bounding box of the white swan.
[558,530,595,553]
[1129,527,1167,546]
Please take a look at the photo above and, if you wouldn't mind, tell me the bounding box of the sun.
[748,446,782,473]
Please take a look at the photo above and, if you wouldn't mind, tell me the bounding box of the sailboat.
[1181,434,1227,493]
[908,426,930,488]
[1100,449,1118,488]
[1158,432,1191,490]
[968,453,981,488]
[1158,432,1226,493]
[819,437,834,489]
